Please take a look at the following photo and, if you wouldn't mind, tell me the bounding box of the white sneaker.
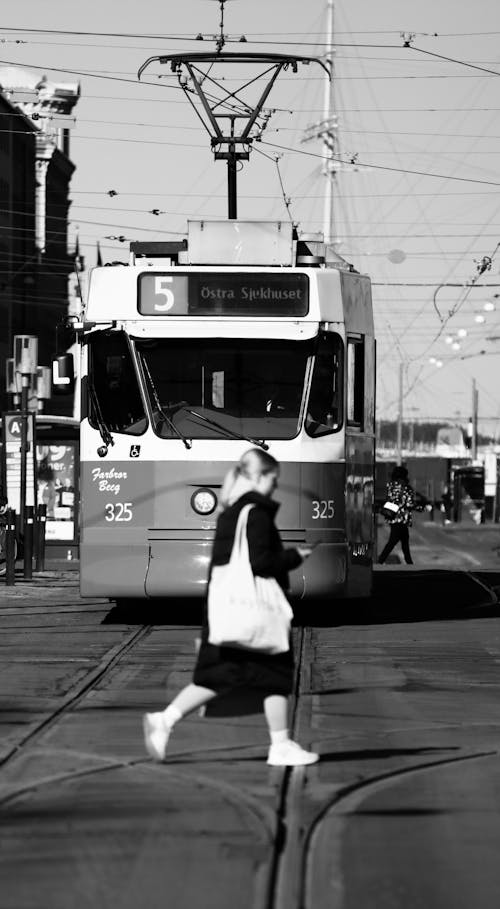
[143,712,171,761]
[267,739,319,766]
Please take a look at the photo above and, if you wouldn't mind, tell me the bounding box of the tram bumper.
[80,538,352,600]
[288,541,348,599]
[145,539,350,600]
[145,539,213,597]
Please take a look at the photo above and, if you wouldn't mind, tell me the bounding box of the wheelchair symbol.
[129,445,141,458]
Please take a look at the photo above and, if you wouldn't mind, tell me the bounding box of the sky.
[1,0,500,434]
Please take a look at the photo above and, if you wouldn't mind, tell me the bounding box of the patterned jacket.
[384,480,415,526]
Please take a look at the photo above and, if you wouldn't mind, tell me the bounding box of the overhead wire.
[2,26,500,38]
[339,5,423,357]
[2,24,499,409]
[409,44,500,78]
[0,55,184,89]
[381,77,495,342]
[260,139,500,186]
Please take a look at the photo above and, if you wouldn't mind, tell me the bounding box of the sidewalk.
[0,561,89,606]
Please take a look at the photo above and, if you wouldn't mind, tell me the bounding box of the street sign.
[1,411,36,515]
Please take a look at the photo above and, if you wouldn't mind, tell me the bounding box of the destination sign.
[138,272,309,317]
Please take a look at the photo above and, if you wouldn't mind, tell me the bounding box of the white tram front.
[77,220,375,601]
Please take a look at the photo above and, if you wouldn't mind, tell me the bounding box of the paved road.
[1,531,500,908]
[377,510,500,570]
[302,607,500,909]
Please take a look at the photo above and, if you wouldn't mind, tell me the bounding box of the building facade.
[0,66,80,413]
[0,87,37,389]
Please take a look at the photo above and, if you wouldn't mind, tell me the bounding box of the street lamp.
[13,335,38,527]
[5,358,22,407]
[36,367,52,412]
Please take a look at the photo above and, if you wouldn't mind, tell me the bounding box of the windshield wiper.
[184,409,269,451]
[140,359,192,449]
[88,380,115,457]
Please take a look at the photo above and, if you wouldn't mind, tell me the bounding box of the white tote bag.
[207,504,293,654]
[382,500,401,519]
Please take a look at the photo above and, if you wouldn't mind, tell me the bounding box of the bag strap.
[229,504,254,567]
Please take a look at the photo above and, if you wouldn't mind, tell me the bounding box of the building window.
[305,332,343,437]
[88,331,147,435]
[347,336,364,429]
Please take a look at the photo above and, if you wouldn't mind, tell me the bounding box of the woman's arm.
[246,508,302,577]
[404,485,416,510]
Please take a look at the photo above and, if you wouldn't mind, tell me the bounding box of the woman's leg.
[400,526,413,564]
[168,683,217,717]
[264,694,319,766]
[144,683,217,761]
[378,525,398,563]
[263,694,289,743]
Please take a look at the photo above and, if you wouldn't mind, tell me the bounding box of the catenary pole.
[397,362,404,465]
[472,378,478,459]
[323,0,335,244]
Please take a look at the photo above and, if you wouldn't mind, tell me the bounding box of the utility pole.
[301,1,337,243]
[397,362,404,465]
[472,378,479,459]
[323,0,336,244]
[407,407,419,451]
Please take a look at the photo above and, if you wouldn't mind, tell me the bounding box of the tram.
[75,219,375,601]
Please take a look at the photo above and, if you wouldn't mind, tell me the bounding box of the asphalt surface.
[1,521,500,908]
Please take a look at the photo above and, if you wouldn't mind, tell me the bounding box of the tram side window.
[88,333,147,435]
[347,336,364,429]
[305,332,343,437]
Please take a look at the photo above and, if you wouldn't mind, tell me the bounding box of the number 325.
[105,502,133,522]
[312,499,335,519]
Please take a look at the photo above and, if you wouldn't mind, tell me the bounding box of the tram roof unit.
[83,220,373,335]
[128,221,355,270]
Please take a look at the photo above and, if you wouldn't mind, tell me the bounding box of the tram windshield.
[88,331,147,435]
[136,338,314,440]
[87,332,344,441]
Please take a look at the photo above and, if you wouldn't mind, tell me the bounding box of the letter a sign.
[1,410,36,513]
[7,417,22,439]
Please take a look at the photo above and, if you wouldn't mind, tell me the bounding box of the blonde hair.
[220,448,279,508]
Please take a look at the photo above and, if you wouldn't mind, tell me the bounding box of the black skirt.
[193,623,294,696]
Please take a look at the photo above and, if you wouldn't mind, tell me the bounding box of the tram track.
[3,599,500,909]
[301,747,498,909]
[0,613,314,909]
[0,610,289,909]
[265,609,500,909]
[0,621,153,768]
[264,625,310,909]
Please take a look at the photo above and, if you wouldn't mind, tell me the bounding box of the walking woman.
[143,448,319,766]
[378,465,415,565]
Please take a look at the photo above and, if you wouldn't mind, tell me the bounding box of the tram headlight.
[191,487,218,516]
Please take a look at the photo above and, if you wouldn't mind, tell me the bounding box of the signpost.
[2,334,53,577]
[2,411,37,516]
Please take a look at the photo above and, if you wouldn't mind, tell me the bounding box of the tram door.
[453,465,485,525]
[345,333,375,596]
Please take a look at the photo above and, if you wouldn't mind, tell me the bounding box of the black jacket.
[210,491,302,591]
[193,491,300,696]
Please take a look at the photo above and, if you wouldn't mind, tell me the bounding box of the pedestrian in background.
[440,485,453,525]
[143,448,319,767]
[378,465,415,565]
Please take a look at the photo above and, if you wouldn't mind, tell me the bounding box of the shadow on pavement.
[316,745,460,762]
[102,598,204,626]
[294,569,500,627]
[102,570,500,627]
